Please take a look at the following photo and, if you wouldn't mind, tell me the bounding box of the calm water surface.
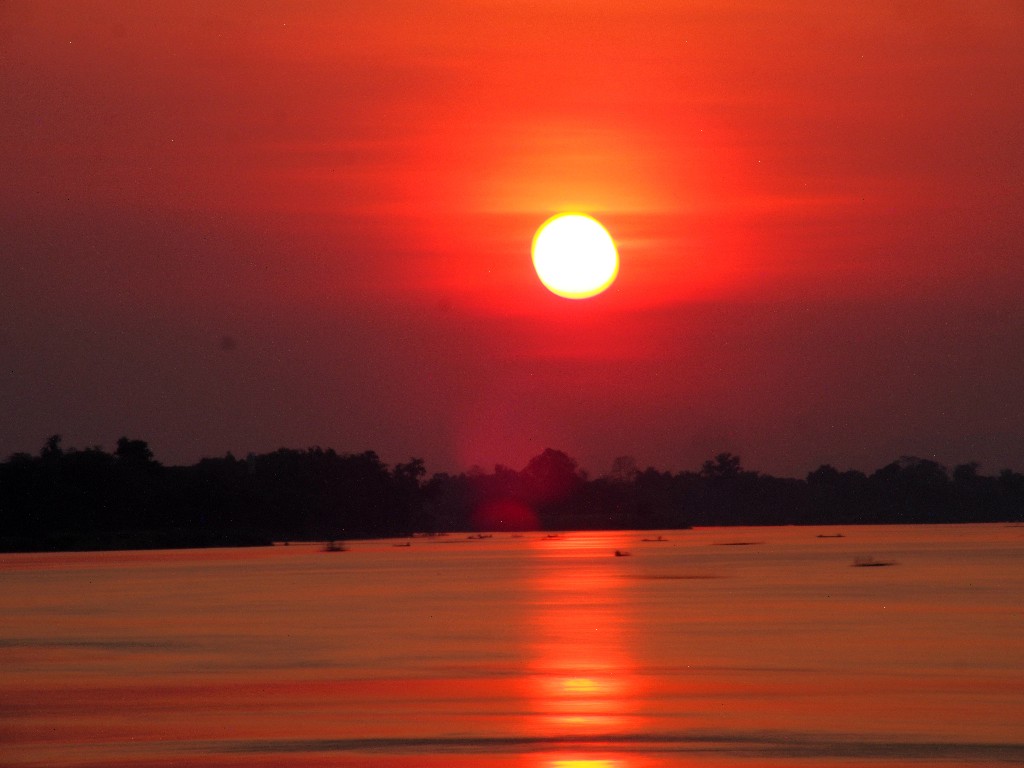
[2,524,1022,767]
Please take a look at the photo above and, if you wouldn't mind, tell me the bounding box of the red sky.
[3,1,1023,478]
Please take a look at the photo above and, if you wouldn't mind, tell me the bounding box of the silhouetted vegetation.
[1,438,1021,551]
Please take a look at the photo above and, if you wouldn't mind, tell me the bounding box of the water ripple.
[205,732,1024,762]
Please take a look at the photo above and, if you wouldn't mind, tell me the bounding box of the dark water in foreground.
[2,525,1022,767]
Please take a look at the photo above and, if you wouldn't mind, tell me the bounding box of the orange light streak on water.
[524,533,644,765]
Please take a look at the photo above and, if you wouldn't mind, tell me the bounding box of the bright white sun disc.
[532,213,619,299]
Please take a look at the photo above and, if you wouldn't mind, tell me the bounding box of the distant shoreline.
[3,441,1021,553]
[0,529,273,554]
[2,521,1017,554]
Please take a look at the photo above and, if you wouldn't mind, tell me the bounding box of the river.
[2,524,1021,766]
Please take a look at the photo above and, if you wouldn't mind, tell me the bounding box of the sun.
[531,213,619,299]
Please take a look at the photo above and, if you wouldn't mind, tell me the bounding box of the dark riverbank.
[2,437,1022,553]
[0,529,272,553]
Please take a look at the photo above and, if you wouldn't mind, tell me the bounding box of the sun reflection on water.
[526,533,643,766]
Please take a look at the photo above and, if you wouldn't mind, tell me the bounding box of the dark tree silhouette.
[522,448,583,503]
[1,437,1021,552]
[41,434,63,459]
[115,437,155,465]
[700,452,742,480]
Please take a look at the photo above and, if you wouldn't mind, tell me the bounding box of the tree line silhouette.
[1,436,1021,551]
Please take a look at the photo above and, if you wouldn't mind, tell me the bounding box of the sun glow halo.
[532,213,619,299]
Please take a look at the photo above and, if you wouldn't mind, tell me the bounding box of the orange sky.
[3,1,1023,477]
